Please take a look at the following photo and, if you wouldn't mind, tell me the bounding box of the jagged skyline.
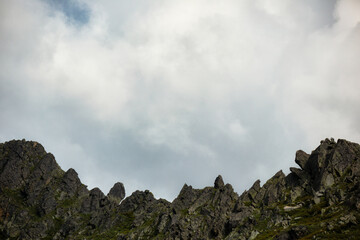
[1,0,360,200]
[1,138,360,238]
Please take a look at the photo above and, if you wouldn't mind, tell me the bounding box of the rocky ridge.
[0,138,360,239]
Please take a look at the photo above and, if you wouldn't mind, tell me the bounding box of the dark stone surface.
[295,150,309,170]
[214,175,224,189]
[1,138,360,239]
[107,182,125,203]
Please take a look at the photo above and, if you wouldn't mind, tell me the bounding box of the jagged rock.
[39,189,57,215]
[289,186,303,201]
[107,182,125,203]
[81,187,105,212]
[62,168,83,197]
[172,184,199,211]
[290,167,309,182]
[240,179,263,204]
[1,138,360,239]
[323,172,335,187]
[251,179,261,192]
[119,190,156,212]
[332,139,360,176]
[263,170,286,205]
[295,150,309,170]
[214,175,224,189]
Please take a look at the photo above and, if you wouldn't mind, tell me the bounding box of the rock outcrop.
[1,138,360,239]
[108,182,126,203]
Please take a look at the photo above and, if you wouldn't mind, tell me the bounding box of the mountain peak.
[108,182,126,203]
[214,175,224,189]
[1,138,360,239]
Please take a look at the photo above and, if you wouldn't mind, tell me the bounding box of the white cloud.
[1,0,360,200]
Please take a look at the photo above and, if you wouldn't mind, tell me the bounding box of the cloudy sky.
[1,0,360,200]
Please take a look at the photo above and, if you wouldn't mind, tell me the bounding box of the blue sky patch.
[45,0,90,25]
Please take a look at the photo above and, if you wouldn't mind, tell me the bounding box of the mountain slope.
[0,138,360,239]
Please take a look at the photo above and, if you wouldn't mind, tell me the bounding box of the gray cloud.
[1,0,359,200]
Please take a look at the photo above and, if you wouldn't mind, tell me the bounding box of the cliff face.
[1,138,360,239]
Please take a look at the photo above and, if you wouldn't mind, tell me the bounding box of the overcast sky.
[1,0,360,200]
